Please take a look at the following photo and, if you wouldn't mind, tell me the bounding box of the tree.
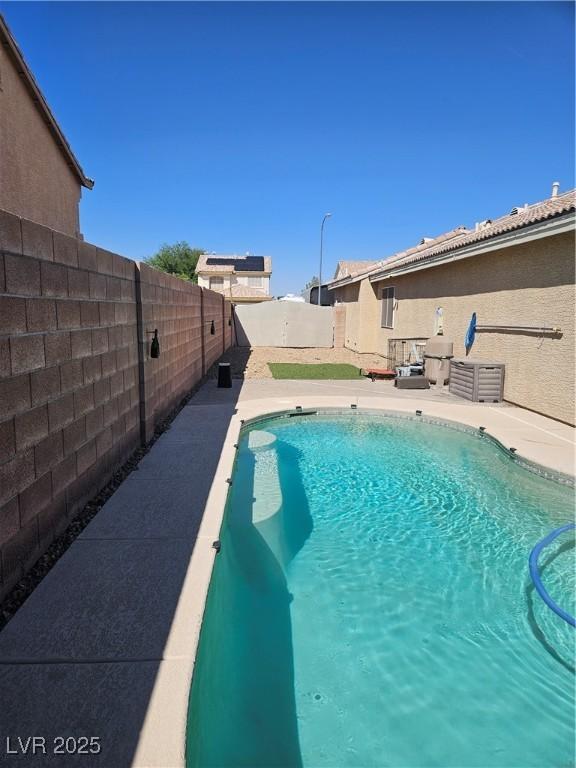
[301,275,319,297]
[145,242,204,283]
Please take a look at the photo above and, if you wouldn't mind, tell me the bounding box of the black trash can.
[218,362,232,388]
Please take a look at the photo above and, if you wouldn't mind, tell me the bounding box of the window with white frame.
[247,276,263,288]
[209,277,224,289]
[381,286,395,328]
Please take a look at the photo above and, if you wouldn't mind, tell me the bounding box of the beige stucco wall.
[333,231,575,424]
[234,302,334,347]
[333,305,346,347]
[0,45,81,237]
[235,275,269,293]
[197,273,270,294]
[334,277,383,354]
[197,274,223,290]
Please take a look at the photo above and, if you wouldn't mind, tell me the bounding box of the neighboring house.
[333,260,379,281]
[196,254,273,303]
[0,14,93,237]
[328,185,576,425]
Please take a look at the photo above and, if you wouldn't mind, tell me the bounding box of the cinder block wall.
[0,209,232,600]
[202,287,229,371]
[225,299,233,350]
[137,264,228,441]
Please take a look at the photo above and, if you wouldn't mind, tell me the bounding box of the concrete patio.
[0,376,573,767]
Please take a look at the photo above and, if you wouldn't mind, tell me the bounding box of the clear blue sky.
[2,1,574,294]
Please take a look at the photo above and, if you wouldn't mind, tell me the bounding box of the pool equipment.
[423,336,454,384]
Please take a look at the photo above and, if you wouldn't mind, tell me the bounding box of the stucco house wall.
[197,274,218,290]
[333,231,575,424]
[197,273,271,294]
[0,44,83,237]
[334,278,379,354]
[234,301,334,347]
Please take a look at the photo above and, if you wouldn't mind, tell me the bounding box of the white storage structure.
[449,360,505,403]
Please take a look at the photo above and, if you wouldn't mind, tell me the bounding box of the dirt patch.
[208,346,387,379]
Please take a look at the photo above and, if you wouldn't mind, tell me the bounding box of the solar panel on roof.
[206,256,265,272]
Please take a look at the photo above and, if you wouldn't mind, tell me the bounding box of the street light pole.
[318,213,332,305]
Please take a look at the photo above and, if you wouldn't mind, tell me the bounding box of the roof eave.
[198,269,272,276]
[328,267,380,290]
[0,14,94,190]
[233,271,272,276]
[327,278,351,290]
[369,212,575,283]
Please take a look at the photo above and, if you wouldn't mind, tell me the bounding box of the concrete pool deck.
[0,378,573,767]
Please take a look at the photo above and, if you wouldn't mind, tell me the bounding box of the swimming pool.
[187,411,575,768]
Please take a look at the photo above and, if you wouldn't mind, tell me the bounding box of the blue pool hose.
[529,523,575,628]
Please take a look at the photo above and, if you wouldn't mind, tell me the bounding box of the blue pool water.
[187,413,575,768]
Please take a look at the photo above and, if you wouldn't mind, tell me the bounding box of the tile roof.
[197,254,272,273]
[229,284,269,298]
[211,284,271,300]
[333,260,379,279]
[375,190,576,276]
[329,189,575,287]
[372,227,469,273]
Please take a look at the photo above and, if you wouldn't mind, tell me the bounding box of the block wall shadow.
[0,373,242,768]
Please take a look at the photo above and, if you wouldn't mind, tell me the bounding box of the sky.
[1,1,574,295]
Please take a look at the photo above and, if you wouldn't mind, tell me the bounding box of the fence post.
[221,294,226,353]
[200,287,206,376]
[134,262,148,446]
